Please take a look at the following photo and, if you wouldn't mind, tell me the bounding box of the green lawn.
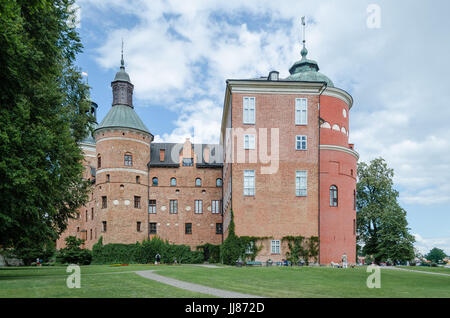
[155,265,450,298]
[0,265,210,298]
[0,264,448,298]
[397,266,450,274]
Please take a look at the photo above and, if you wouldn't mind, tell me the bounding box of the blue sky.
[74,0,450,255]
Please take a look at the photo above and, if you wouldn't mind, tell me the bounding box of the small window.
[77,226,79,232]
[182,158,193,166]
[136,176,140,184]
[330,185,338,207]
[149,222,157,234]
[85,210,88,222]
[106,174,110,182]
[195,178,202,187]
[211,200,221,214]
[295,98,307,125]
[216,223,223,234]
[296,135,307,150]
[97,155,101,168]
[271,240,280,254]
[170,178,176,186]
[170,200,178,214]
[246,241,254,254]
[216,178,222,187]
[244,134,256,149]
[243,97,256,124]
[102,221,107,232]
[195,200,203,214]
[102,196,107,209]
[296,171,307,196]
[185,223,192,234]
[137,221,141,232]
[149,200,156,214]
[90,229,92,240]
[244,170,255,196]
[124,154,133,166]
[353,190,356,210]
[134,196,141,209]
[152,177,158,186]
[91,208,94,220]
[353,219,356,235]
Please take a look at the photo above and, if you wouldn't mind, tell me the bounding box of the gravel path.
[383,267,450,277]
[135,270,263,298]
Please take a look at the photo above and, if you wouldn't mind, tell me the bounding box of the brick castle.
[57,39,358,265]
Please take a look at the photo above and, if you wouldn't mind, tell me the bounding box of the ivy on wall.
[282,235,320,265]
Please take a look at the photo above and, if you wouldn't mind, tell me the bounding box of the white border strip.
[96,136,150,146]
[96,168,148,175]
[320,144,359,160]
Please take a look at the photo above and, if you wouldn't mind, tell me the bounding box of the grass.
[0,264,448,298]
[155,265,450,298]
[397,266,450,274]
[0,265,210,298]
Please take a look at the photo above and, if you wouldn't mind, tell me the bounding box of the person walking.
[155,253,161,265]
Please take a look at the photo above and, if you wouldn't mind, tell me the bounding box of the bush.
[5,239,56,266]
[91,236,203,265]
[56,236,92,265]
[197,243,221,263]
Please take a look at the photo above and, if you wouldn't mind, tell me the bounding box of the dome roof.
[284,45,334,87]
[113,65,131,82]
[95,104,150,134]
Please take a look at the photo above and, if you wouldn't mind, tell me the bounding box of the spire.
[301,16,308,60]
[121,38,125,69]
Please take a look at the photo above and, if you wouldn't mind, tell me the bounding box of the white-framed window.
[271,240,280,254]
[296,170,307,196]
[211,200,221,214]
[195,200,203,214]
[244,170,255,196]
[296,135,307,150]
[245,241,254,254]
[295,98,308,125]
[244,134,256,149]
[170,200,178,214]
[243,97,255,124]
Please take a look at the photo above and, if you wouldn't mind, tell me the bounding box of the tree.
[425,248,447,263]
[356,158,415,263]
[0,1,94,248]
[56,236,91,265]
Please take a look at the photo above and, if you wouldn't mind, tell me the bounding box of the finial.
[301,16,308,59]
[120,38,124,68]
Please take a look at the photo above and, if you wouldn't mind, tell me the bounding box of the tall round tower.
[286,40,358,264]
[94,53,153,245]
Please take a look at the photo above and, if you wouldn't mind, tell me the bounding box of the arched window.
[216,178,223,187]
[330,185,338,207]
[97,155,101,168]
[152,177,158,186]
[170,177,177,186]
[124,153,132,166]
[195,178,202,187]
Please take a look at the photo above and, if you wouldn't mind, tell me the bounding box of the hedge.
[91,236,203,264]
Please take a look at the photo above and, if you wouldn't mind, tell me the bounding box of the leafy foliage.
[425,247,447,263]
[282,236,319,265]
[92,236,203,264]
[219,210,266,265]
[356,158,415,263]
[197,243,221,263]
[56,236,91,265]
[6,238,55,265]
[0,0,95,248]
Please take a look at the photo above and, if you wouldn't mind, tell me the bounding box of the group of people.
[330,253,348,268]
[154,253,178,265]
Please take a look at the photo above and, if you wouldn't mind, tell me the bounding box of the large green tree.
[0,0,94,249]
[425,247,447,263]
[356,158,415,263]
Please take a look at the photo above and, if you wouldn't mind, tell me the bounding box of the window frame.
[169,200,178,214]
[211,200,221,214]
[134,196,141,209]
[170,177,177,187]
[243,170,255,196]
[330,185,338,207]
[148,200,156,214]
[185,223,192,235]
[194,200,203,214]
[195,178,202,187]
[295,98,308,125]
[101,196,107,209]
[216,223,223,234]
[296,170,307,197]
[152,177,158,186]
[216,178,222,187]
[295,135,307,150]
[149,222,157,234]
[271,240,281,254]
[243,96,256,124]
[244,134,256,150]
[124,153,133,166]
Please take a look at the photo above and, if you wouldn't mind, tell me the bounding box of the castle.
[57,38,358,265]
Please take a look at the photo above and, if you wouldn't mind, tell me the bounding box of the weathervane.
[301,16,306,48]
[121,38,124,68]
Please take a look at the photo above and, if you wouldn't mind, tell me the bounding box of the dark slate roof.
[148,142,223,168]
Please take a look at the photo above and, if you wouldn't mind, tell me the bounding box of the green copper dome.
[96,104,150,134]
[285,45,334,87]
[113,65,131,82]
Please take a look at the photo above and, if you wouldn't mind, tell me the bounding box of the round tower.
[287,32,358,265]
[94,52,153,245]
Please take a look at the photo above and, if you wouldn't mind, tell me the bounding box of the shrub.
[56,236,92,265]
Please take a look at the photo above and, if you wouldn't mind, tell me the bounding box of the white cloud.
[414,234,450,256]
[79,0,450,216]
